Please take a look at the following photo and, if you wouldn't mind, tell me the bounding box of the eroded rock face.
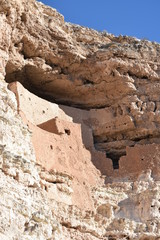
[0,79,57,239]
[2,79,160,240]
[1,0,160,239]
[1,0,160,166]
[8,81,109,211]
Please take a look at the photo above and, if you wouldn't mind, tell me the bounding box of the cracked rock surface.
[2,0,160,163]
[1,0,160,239]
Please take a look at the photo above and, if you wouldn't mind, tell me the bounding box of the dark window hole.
[65,129,71,135]
[50,145,53,150]
[106,153,119,169]
[106,152,126,170]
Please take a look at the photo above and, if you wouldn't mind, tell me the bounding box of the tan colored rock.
[119,144,160,180]
[8,80,160,239]
[1,0,160,166]
[9,81,105,210]
[8,81,72,124]
[0,79,59,239]
[1,0,160,239]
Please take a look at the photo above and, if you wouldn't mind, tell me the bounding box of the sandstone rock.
[0,80,58,239]
[9,81,104,210]
[0,0,160,239]
[2,0,160,165]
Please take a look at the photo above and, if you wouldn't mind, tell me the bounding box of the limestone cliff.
[1,0,160,239]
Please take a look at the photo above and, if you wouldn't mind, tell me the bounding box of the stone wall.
[1,0,160,239]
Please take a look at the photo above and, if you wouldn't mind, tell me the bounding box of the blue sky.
[39,0,160,43]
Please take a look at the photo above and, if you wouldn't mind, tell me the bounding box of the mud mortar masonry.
[1,0,160,239]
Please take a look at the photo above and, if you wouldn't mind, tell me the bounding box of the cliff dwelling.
[1,0,160,239]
